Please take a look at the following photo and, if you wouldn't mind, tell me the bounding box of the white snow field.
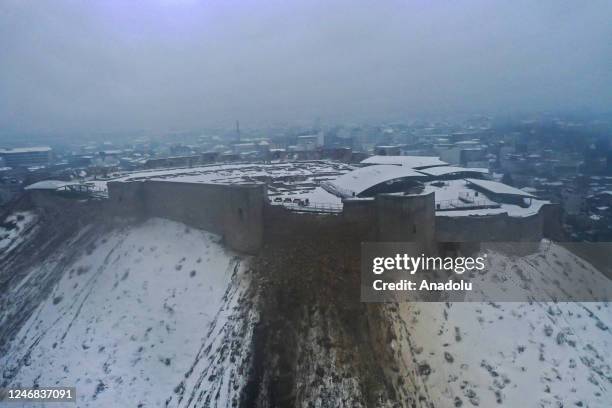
[396,242,612,407]
[0,218,255,408]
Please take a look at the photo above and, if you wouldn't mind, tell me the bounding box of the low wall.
[435,211,543,242]
[108,180,265,254]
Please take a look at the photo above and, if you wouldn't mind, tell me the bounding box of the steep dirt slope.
[244,224,432,408]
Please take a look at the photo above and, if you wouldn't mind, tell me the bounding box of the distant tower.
[236,120,241,142]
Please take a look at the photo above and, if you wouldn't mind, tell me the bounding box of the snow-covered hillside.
[0,218,255,407]
[0,211,38,256]
[395,243,612,407]
[1,208,611,408]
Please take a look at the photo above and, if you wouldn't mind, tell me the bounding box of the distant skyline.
[1,0,611,134]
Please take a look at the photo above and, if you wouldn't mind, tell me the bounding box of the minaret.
[236,120,241,142]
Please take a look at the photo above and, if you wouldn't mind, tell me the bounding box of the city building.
[0,147,52,168]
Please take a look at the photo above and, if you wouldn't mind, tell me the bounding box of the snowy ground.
[0,211,38,255]
[0,218,254,408]
[396,243,612,407]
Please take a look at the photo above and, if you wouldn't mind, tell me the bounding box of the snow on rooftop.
[114,162,349,184]
[436,199,548,217]
[423,179,548,217]
[417,166,489,177]
[329,164,423,197]
[423,179,474,202]
[360,155,447,169]
[466,178,536,198]
[0,146,51,154]
[24,180,75,190]
[109,161,353,207]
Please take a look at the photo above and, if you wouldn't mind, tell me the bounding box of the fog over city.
[1,0,611,133]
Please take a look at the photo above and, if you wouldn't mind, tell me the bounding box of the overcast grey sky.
[0,0,610,132]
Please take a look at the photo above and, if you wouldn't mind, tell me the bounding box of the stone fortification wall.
[108,180,265,253]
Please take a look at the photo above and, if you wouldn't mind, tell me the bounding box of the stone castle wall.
[435,211,543,242]
[107,181,548,254]
[108,180,265,254]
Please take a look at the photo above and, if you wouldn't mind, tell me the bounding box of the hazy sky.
[1,0,610,132]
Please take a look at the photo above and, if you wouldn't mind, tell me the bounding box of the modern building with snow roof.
[323,164,424,198]
[25,180,76,191]
[421,179,548,217]
[25,180,101,196]
[360,155,447,169]
[417,166,488,178]
[465,178,535,206]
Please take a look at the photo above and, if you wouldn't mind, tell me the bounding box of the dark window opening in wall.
[238,208,244,221]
